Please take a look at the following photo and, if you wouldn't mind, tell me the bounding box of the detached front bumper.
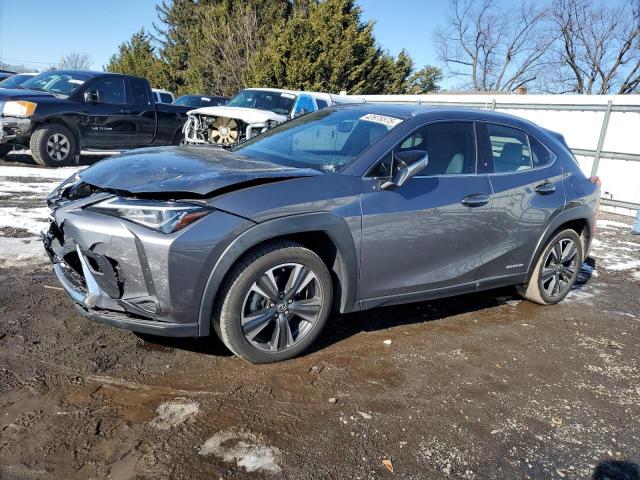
[42,202,251,338]
[0,115,32,143]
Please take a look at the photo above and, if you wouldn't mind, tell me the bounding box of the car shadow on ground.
[593,460,640,480]
[137,257,598,358]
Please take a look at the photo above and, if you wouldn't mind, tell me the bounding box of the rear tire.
[518,229,582,305]
[30,124,77,167]
[214,240,333,363]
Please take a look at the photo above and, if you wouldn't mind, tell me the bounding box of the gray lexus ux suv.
[43,104,600,363]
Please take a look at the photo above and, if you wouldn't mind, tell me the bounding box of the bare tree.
[58,52,93,70]
[434,0,551,91]
[544,0,640,94]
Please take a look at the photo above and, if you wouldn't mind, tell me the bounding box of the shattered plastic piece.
[383,339,392,345]
[357,411,372,420]
[382,458,394,473]
[328,397,337,404]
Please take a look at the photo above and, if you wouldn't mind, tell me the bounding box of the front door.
[81,76,134,148]
[359,121,493,301]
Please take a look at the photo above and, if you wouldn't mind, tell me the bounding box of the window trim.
[479,120,557,176]
[364,119,481,179]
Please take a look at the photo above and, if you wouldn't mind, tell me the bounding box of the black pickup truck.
[0,70,189,166]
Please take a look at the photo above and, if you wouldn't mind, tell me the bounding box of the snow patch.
[199,428,281,474]
[596,219,631,230]
[0,207,50,235]
[0,237,47,268]
[0,181,57,195]
[150,399,199,430]
[0,165,81,179]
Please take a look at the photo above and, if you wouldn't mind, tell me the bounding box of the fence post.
[591,100,613,177]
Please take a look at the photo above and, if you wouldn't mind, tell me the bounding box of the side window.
[315,98,328,109]
[89,78,127,105]
[488,124,532,173]
[293,95,316,117]
[130,78,150,105]
[529,135,553,168]
[397,122,476,176]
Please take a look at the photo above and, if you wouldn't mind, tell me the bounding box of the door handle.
[461,193,490,207]
[534,182,556,194]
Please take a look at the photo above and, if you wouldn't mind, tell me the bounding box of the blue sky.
[0,0,447,72]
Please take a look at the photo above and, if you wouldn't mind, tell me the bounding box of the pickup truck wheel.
[0,144,13,157]
[30,125,77,167]
[214,240,333,363]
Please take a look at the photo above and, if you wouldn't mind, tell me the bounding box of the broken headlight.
[86,197,211,234]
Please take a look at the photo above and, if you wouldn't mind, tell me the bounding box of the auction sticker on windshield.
[360,113,403,129]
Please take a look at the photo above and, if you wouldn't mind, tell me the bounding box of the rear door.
[359,121,494,301]
[477,122,566,280]
[124,77,157,147]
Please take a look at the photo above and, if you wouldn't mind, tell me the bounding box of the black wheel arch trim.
[197,212,359,336]
[33,117,82,153]
[525,204,593,284]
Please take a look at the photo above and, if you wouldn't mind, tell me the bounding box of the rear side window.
[130,78,150,105]
[315,99,328,109]
[488,124,532,173]
[397,122,477,176]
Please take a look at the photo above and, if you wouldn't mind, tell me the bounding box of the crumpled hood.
[79,146,321,196]
[187,105,287,124]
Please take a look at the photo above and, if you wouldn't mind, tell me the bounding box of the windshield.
[233,108,404,172]
[20,71,94,96]
[226,90,296,116]
[0,74,34,89]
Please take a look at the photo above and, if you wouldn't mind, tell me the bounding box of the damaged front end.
[42,175,250,337]
[183,113,278,146]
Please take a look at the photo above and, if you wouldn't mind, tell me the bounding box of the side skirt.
[357,273,527,311]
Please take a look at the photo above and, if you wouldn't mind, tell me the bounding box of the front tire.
[30,124,77,167]
[215,241,333,363]
[518,229,582,305]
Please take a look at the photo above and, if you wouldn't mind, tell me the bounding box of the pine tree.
[407,66,443,94]
[248,0,413,94]
[105,29,164,88]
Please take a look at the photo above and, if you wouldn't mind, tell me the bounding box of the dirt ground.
[0,156,639,479]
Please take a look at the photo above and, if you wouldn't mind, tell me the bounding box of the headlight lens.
[86,197,211,234]
[2,100,37,117]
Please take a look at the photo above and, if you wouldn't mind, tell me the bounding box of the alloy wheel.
[241,263,324,352]
[46,133,70,162]
[540,238,579,298]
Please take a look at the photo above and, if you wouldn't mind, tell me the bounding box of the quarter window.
[529,135,553,167]
[89,78,127,105]
[488,124,532,172]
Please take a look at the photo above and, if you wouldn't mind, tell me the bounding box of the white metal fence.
[344,93,640,212]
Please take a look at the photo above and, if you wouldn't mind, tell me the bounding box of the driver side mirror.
[84,90,99,103]
[381,150,429,190]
